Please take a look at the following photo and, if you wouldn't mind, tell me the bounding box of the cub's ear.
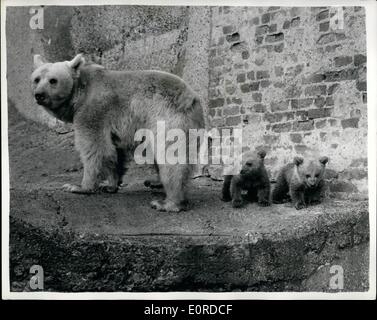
[319,156,329,165]
[34,55,48,69]
[293,156,304,166]
[257,150,267,159]
[68,54,85,71]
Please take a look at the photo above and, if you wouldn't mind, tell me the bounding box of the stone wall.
[208,6,367,197]
[6,5,368,197]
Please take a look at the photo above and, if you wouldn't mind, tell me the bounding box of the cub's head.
[294,156,329,188]
[239,150,267,177]
[30,54,85,110]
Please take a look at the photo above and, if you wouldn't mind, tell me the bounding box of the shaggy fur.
[272,156,329,210]
[31,54,205,212]
[221,150,271,208]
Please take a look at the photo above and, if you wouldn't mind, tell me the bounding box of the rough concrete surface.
[8,106,369,292]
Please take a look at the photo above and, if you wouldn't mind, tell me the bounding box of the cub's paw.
[144,180,164,189]
[232,198,243,208]
[258,200,271,207]
[62,184,95,194]
[309,199,321,206]
[272,197,290,204]
[99,185,119,193]
[221,195,232,202]
[294,202,307,210]
[150,199,184,212]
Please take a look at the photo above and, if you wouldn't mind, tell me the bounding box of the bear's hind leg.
[151,164,190,212]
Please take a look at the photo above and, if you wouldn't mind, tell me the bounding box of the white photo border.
[1,0,376,300]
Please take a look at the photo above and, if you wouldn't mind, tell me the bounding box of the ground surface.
[8,106,369,292]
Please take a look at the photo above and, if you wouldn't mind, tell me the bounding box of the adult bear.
[31,54,205,212]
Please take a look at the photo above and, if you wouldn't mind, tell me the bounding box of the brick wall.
[208,6,367,197]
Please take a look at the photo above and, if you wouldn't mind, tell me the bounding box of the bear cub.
[272,156,329,210]
[222,150,271,208]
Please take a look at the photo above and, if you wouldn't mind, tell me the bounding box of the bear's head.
[30,54,85,111]
[239,150,267,178]
[294,156,329,188]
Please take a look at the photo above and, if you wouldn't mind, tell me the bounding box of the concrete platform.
[8,107,370,292]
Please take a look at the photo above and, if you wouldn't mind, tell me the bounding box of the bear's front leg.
[230,175,243,208]
[290,187,306,210]
[63,129,115,194]
[63,157,101,194]
[62,183,96,194]
[257,186,271,207]
[305,182,325,206]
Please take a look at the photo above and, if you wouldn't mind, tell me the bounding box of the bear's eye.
[49,78,58,85]
[306,174,310,178]
[34,77,40,84]
[315,174,320,178]
[246,162,252,166]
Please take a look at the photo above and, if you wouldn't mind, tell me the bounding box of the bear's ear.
[293,156,304,166]
[68,54,85,71]
[319,156,329,165]
[33,55,47,69]
[257,150,266,159]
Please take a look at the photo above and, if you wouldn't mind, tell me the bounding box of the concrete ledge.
[8,108,370,292]
[10,193,369,292]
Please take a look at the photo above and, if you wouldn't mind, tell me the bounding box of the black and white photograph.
[2,0,376,299]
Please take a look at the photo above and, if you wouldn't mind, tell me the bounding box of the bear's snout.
[306,178,317,187]
[35,92,46,103]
